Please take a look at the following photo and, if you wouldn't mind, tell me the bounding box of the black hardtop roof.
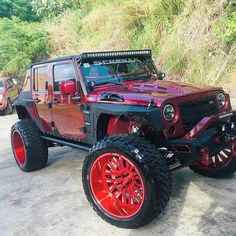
[29,55,76,68]
[29,49,152,68]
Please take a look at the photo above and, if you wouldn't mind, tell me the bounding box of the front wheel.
[190,146,236,178]
[82,135,171,228]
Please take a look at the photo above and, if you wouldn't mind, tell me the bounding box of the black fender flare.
[83,103,165,144]
[14,100,46,133]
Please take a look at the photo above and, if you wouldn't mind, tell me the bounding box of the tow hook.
[199,147,211,167]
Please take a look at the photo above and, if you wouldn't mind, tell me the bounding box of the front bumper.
[168,111,236,165]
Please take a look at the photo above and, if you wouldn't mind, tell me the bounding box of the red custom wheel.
[90,152,145,218]
[82,135,171,228]
[190,142,236,178]
[12,131,26,166]
[11,120,48,172]
[201,148,234,170]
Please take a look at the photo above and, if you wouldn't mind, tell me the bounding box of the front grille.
[179,96,219,132]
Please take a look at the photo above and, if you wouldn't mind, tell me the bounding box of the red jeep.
[11,50,236,228]
[0,77,19,115]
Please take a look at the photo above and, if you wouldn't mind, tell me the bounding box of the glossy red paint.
[107,117,131,136]
[31,60,86,140]
[12,131,26,165]
[22,52,232,142]
[89,152,145,218]
[59,80,76,95]
[185,114,232,139]
[86,78,230,139]
[86,78,222,107]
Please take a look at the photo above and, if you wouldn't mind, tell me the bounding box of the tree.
[0,0,41,22]
[0,17,49,77]
[32,0,81,19]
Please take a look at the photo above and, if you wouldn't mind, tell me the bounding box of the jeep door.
[32,65,53,132]
[51,61,86,140]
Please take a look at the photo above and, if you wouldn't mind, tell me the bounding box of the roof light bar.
[81,49,151,59]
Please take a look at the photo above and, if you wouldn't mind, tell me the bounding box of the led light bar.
[81,49,151,60]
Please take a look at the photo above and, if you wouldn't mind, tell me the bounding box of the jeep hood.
[87,79,222,107]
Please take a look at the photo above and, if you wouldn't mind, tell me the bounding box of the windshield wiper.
[89,81,127,89]
[97,81,127,88]
[121,73,151,81]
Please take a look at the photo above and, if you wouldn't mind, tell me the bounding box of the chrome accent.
[219,112,233,119]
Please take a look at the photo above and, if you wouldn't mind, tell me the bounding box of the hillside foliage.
[0,0,235,85]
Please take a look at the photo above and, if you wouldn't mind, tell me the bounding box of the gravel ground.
[0,109,236,236]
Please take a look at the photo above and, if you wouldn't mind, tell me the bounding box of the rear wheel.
[4,98,13,115]
[190,146,236,178]
[11,120,48,172]
[82,135,171,228]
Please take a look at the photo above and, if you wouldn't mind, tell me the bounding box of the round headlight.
[217,93,226,108]
[163,104,175,121]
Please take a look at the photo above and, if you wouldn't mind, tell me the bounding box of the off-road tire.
[4,98,13,115]
[11,120,48,172]
[190,158,236,178]
[82,134,172,228]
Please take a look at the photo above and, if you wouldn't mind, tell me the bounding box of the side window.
[53,63,75,91]
[22,69,31,92]
[33,66,48,91]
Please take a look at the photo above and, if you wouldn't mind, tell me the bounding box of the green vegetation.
[0,0,41,21]
[0,17,48,77]
[0,0,235,85]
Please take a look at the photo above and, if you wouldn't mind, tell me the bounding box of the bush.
[0,17,49,77]
[0,0,236,85]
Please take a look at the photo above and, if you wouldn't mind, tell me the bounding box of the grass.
[45,0,236,85]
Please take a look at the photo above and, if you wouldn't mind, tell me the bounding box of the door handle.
[51,99,60,105]
[33,98,41,103]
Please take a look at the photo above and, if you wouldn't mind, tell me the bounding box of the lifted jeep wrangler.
[11,50,236,228]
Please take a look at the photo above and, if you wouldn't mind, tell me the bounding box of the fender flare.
[83,103,165,144]
[14,100,46,133]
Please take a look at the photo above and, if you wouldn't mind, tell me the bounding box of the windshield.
[80,58,157,86]
[0,81,4,88]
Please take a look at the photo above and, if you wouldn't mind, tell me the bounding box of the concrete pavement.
[0,113,235,236]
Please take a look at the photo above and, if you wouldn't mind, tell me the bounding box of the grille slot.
[179,96,219,132]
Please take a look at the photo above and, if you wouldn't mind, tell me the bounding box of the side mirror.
[59,80,76,95]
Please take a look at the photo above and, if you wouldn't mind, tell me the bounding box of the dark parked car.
[11,50,236,228]
[0,77,19,115]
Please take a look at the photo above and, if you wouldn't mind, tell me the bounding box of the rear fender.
[15,102,51,133]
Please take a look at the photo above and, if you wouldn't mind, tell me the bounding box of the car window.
[80,58,156,85]
[22,70,31,92]
[33,66,48,91]
[53,63,75,91]
[0,81,3,88]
